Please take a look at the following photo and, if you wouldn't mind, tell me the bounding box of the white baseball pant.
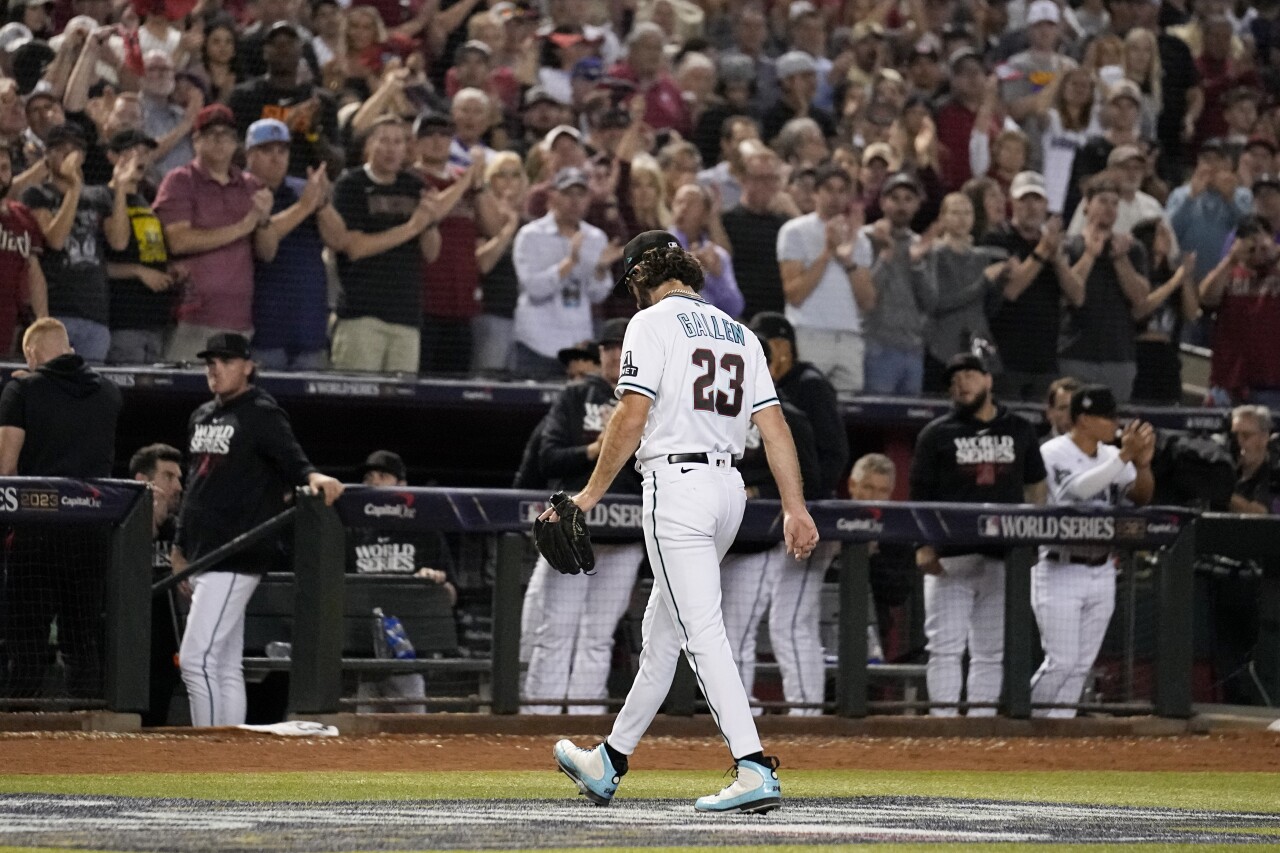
[1030,560,1116,718]
[521,542,644,714]
[608,464,762,759]
[923,553,1004,717]
[179,570,261,727]
[720,543,787,704]
[768,540,837,716]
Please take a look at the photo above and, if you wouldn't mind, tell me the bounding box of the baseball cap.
[522,85,566,109]
[1106,144,1145,167]
[571,55,603,81]
[553,166,589,191]
[265,20,301,41]
[1009,170,1047,199]
[620,229,681,286]
[193,103,236,133]
[1106,79,1142,106]
[776,50,818,79]
[1026,0,1061,25]
[788,0,818,20]
[1246,135,1277,154]
[196,332,252,361]
[880,171,922,198]
[458,38,492,59]
[107,128,158,152]
[944,352,989,380]
[245,118,290,150]
[413,110,454,136]
[748,311,796,346]
[949,46,983,72]
[717,53,755,86]
[359,449,407,482]
[556,341,599,366]
[862,141,899,169]
[814,160,853,189]
[851,21,884,41]
[544,124,582,148]
[44,123,87,150]
[1070,384,1119,421]
[598,317,629,346]
[23,80,55,106]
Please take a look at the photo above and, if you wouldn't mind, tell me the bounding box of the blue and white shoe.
[554,739,621,806]
[694,757,781,814]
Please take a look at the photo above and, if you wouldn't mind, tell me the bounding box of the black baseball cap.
[413,111,454,136]
[619,229,681,288]
[748,311,796,346]
[880,171,922,198]
[196,332,252,361]
[107,128,158,152]
[265,20,301,41]
[45,122,87,150]
[359,449,407,481]
[1070,384,1119,421]
[598,317,629,346]
[945,352,989,380]
[556,341,599,365]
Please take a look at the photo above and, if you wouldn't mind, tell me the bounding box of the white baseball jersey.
[616,292,778,468]
[1038,434,1137,560]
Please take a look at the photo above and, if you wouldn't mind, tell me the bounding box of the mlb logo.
[519,501,548,523]
[979,515,1001,537]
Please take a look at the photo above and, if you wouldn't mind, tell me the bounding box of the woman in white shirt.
[1041,67,1096,215]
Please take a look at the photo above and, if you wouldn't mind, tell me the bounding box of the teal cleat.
[554,739,621,806]
[694,757,781,814]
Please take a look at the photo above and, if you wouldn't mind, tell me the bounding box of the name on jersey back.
[677,311,747,345]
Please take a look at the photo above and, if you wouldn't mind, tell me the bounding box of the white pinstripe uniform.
[606,292,778,759]
[1032,435,1136,717]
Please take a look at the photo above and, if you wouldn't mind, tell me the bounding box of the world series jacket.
[175,386,317,573]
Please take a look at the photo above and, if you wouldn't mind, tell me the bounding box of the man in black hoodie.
[171,332,343,727]
[909,353,1047,717]
[0,317,122,698]
[748,311,849,715]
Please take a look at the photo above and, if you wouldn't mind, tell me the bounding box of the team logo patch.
[621,351,638,377]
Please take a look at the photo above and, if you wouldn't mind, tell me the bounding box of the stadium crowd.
[0,0,1276,403]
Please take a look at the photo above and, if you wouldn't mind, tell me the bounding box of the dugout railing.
[264,488,1206,719]
[0,478,151,713]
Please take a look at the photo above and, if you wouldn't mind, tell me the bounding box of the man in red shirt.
[411,111,501,374]
[1200,214,1280,408]
[935,49,994,193]
[608,22,690,138]
[0,145,45,354]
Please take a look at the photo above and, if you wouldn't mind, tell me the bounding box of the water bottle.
[372,607,416,660]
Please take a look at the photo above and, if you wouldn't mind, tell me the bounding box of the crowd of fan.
[0,0,1277,403]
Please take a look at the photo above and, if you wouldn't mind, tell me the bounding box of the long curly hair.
[627,246,706,299]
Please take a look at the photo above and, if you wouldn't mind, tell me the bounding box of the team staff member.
[522,318,645,715]
[720,334,821,707]
[749,311,849,715]
[350,449,456,714]
[0,318,122,698]
[1034,385,1153,718]
[172,332,343,727]
[553,231,819,814]
[129,443,184,726]
[910,353,1047,717]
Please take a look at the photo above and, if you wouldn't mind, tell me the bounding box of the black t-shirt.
[981,223,1064,374]
[0,353,120,476]
[722,205,788,321]
[909,404,1046,548]
[1062,235,1147,363]
[106,192,174,331]
[776,361,849,497]
[347,528,454,575]
[333,166,425,325]
[481,244,518,319]
[21,182,114,325]
[228,77,339,176]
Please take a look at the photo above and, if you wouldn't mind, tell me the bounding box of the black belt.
[667,453,738,468]
[1045,550,1111,566]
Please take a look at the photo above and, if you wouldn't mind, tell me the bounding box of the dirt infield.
[3,729,1279,775]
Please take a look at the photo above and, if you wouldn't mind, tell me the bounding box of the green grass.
[0,770,1277,813]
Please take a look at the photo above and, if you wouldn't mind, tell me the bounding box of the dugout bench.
[240,573,494,709]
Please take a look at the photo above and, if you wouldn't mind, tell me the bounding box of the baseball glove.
[534,491,595,575]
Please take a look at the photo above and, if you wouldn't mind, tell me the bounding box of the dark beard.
[953,387,989,418]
